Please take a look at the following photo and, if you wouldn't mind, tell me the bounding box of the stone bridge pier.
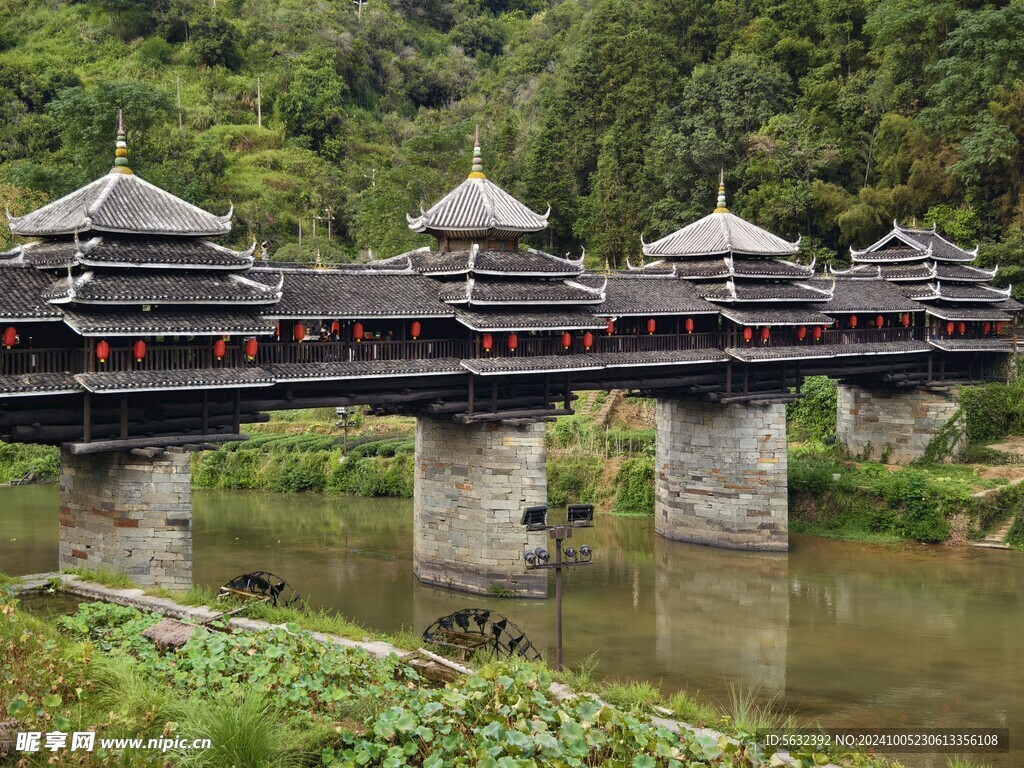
[413,417,548,597]
[59,448,192,589]
[836,385,963,464]
[654,398,789,551]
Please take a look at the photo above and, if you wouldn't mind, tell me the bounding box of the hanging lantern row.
[3,326,17,349]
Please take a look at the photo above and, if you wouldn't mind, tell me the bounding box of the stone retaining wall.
[836,385,963,464]
[59,449,192,588]
[655,398,788,551]
[413,417,547,597]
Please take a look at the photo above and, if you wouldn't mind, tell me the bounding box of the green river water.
[1,484,1021,767]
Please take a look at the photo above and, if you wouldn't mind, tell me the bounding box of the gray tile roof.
[0,265,62,320]
[665,257,814,280]
[3,236,253,270]
[75,367,274,393]
[256,270,454,318]
[928,339,1015,353]
[60,307,276,337]
[8,172,232,237]
[720,307,834,326]
[596,349,730,367]
[407,176,548,238]
[935,263,998,281]
[440,278,604,305]
[809,278,924,313]
[43,271,281,305]
[642,211,799,259]
[455,308,606,331]
[268,358,464,383]
[897,226,976,262]
[923,306,1013,322]
[726,341,930,363]
[461,354,604,376]
[0,372,80,397]
[578,274,719,316]
[387,246,583,277]
[696,281,829,303]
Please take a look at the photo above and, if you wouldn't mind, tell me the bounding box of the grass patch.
[63,566,136,589]
[0,440,59,484]
[599,678,663,710]
[724,680,793,733]
[667,689,722,727]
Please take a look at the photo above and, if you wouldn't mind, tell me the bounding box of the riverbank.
[1,571,883,768]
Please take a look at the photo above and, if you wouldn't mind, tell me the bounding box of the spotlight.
[534,547,549,564]
[568,504,594,527]
[579,545,592,562]
[521,505,548,531]
[564,547,577,560]
[524,549,537,566]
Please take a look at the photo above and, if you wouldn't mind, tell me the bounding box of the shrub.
[787,376,838,442]
[612,457,654,515]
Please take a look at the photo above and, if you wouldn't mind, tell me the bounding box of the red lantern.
[684,317,694,334]
[761,326,770,343]
[996,323,1004,334]
[96,340,109,363]
[2,326,16,348]
[482,333,493,352]
[647,318,656,335]
[583,331,594,350]
[245,338,258,359]
[133,339,146,362]
[946,322,955,336]
[876,315,884,328]
[508,333,518,352]
[352,322,364,342]
[292,323,305,342]
[275,322,281,340]
[849,315,858,329]
[605,318,614,335]
[797,325,807,341]
[958,322,966,335]
[902,314,911,328]
[813,326,823,341]
[743,327,753,343]
[213,339,226,360]
[410,321,422,339]
[331,320,341,336]
[561,331,572,349]
[983,322,992,334]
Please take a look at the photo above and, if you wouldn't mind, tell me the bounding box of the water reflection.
[654,536,788,693]
[2,485,1022,767]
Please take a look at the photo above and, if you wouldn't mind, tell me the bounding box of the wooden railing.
[0,325,1010,379]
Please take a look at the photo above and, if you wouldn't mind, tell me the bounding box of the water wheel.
[422,608,541,661]
[220,572,302,608]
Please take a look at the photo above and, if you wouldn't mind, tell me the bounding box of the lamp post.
[521,503,595,671]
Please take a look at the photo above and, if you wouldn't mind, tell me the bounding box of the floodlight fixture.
[521,505,548,531]
[524,549,537,566]
[567,504,594,527]
[564,547,577,560]
[534,547,550,564]
[579,545,592,562]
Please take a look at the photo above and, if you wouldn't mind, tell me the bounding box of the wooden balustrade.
[0,323,1006,379]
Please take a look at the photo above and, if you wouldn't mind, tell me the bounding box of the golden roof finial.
[468,125,485,179]
[112,109,133,175]
[713,168,728,213]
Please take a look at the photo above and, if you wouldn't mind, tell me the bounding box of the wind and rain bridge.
[1,119,1018,595]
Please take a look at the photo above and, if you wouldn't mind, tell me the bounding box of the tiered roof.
[0,111,278,344]
[632,175,829,311]
[394,131,606,333]
[836,221,1016,309]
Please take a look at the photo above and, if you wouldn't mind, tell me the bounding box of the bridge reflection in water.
[5,484,1023,768]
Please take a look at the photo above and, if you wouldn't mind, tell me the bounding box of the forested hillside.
[0,0,1022,285]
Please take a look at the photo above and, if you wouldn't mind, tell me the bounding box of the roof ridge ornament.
[112,109,132,175]
[713,168,728,214]
[468,125,485,180]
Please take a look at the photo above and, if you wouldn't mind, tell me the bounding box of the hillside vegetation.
[0,0,1022,283]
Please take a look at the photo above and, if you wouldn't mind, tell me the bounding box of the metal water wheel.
[422,608,541,661]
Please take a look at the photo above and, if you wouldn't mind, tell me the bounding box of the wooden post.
[233,389,241,433]
[491,381,498,414]
[120,395,128,439]
[467,373,475,416]
[563,373,571,410]
[725,362,732,396]
[82,392,91,443]
[201,392,209,434]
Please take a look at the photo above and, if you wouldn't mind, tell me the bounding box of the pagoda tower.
[837,221,1020,349]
